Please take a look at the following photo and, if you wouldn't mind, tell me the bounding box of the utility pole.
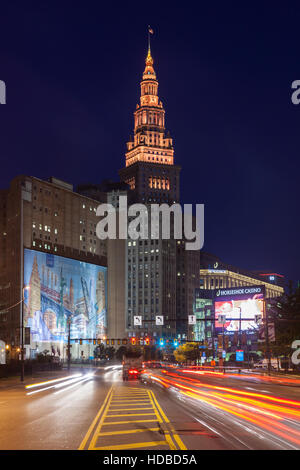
[21,286,30,382]
[67,316,72,372]
[238,307,242,349]
[264,300,271,375]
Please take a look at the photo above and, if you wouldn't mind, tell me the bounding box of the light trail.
[26,373,95,396]
[25,374,83,389]
[145,369,300,448]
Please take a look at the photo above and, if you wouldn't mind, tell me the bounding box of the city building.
[0,175,107,360]
[118,43,201,341]
[192,252,285,358]
[77,180,130,341]
[176,239,200,340]
[199,252,284,298]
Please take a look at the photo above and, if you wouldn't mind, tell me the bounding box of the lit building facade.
[119,45,184,340]
[0,175,107,359]
[193,252,285,357]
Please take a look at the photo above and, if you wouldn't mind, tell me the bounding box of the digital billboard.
[23,249,107,343]
[214,286,265,332]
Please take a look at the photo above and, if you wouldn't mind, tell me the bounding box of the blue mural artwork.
[23,249,107,343]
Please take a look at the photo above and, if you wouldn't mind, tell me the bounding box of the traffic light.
[106,339,109,346]
[122,339,128,345]
[79,339,82,345]
[97,339,101,345]
[159,338,164,347]
[131,337,136,346]
[93,339,96,345]
[111,339,114,345]
[144,337,150,346]
[173,339,178,347]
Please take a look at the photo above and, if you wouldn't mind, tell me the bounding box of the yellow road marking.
[108,407,154,411]
[88,387,114,450]
[80,384,187,451]
[107,412,156,417]
[102,419,158,425]
[78,385,113,450]
[111,398,149,401]
[98,428,160,436]
[150,390,187,450]
[94,441,168,450]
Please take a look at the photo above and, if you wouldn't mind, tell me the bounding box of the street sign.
[218,314,226,325]
[236,350,244,361]
[24,327,30,345]
[155,316,164,326]
[134,316,142,326]
[0,340,5,365]
[188,315,196,325]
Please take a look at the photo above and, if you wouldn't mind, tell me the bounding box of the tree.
[173,342,199,364]
[261,284,300,368]
[116,346,127,361]
[105,347,115,360]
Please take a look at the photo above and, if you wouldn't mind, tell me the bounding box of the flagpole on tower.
[148,25,151,53]
[148,25,153,54]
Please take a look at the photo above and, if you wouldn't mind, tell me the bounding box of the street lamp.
[21,285,30,382]
[67,315,73,371]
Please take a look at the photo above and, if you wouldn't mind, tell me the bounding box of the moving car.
[122,355,143,381]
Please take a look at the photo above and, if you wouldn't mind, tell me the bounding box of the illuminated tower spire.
[124,37,174,169]
[119,33,180,204]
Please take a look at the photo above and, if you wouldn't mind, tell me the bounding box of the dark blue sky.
[0,2,299,283]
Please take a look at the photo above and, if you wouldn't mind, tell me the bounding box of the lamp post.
[262,301,271,375]
[67,316,72,371]
[21,285,30,382]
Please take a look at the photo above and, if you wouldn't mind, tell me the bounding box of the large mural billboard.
[214,285,265,332]
[23,249,107,343]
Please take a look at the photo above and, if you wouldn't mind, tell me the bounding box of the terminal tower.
[119,44,181,204]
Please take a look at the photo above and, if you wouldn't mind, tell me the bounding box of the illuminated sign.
[215,286,265,297]
[134,316,142,326]
[207,269,227,274]
[236,350,244,361]
[23,249,107,344]
[214,285,265,332]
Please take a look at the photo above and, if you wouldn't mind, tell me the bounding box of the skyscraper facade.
[119,45,199,341]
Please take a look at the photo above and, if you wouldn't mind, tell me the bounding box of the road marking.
[98,428,160,436]
[79,385,187,450]
[150,390,187,450]
[107,412,156,417]
[78,385,113,450]
[102,418,158,425]
[94,440,168,450]
[108,407,154,410]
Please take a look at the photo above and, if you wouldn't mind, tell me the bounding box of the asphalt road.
[0,365,299,450]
